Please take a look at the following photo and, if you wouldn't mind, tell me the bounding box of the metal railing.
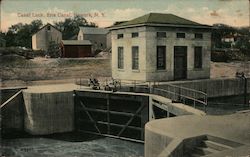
[116,81,208,113]
[75,78,208,112]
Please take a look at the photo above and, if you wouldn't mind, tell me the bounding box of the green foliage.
[3,20,43,48]
[211,50,246,62]
[234,36,250,56]
[211,24,236,48]
[0,47,45,59]
[1,16,98,48]
[54,15,97,39]
[47,41,60,58]
[212,24,250,59]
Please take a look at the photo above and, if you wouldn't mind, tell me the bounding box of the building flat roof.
[62,40,92,46]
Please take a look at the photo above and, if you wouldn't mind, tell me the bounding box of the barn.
[61,40,92,58]
[32,23,62,51]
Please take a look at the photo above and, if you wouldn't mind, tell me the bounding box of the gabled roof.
[79,27,108,35]
[109,13,211,29]
[62,40,92,45]
[32,23,61,36]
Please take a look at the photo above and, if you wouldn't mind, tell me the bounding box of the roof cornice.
[108,23,212,31]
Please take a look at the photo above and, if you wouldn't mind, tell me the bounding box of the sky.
[0,0,249,32]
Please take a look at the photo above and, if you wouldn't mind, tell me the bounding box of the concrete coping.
[23,84,80,93]
[158,138,183,157]
[21,84,205,116]
[145,112,250,145]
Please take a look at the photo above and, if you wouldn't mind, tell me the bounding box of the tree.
[212,24,236,49]
[234,36,250,56]
[54,15,97,40]
[47,41,60,58]
[4,20,43,48]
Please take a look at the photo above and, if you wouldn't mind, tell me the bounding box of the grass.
[1,56,111,84]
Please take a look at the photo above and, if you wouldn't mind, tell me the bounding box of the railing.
[75,78,208,112]
[116,81,208,113]
[151,84,207,112]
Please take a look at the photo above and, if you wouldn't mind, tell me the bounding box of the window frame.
[118,47,124,69]
[194,46,203,69]
[176,32,185,38]
[132,46,139,70]
[117,34,124,39]
[195,33,203,39]
[156,32,167,38]
[156,46,166,70]
[132,32,139,38]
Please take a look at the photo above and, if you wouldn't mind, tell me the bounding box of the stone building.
[32,23,62,51]
[77,27,109,53]
[109,13,212,81]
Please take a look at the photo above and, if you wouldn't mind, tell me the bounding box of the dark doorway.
[174,46,187,80]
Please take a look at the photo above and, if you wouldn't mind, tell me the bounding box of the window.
[117,34,123,39]
[132,32,139,38]
[132,46,139,70]
[157,46,166,70]
[177,33,185,38]
[195,33,203,39]
[194,47,202,69]
[118,47,124,69]
[47,26,51,31]
[157,32,166,38]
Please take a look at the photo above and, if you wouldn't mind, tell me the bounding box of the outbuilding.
[61,40,92,58]
[32,23,62,51]
[77,27,109,53]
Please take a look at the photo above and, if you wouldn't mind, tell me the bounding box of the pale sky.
[0,0,249,32]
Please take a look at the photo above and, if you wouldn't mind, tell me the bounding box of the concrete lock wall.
[23,91,74,135]
[161,78,250,98]
[1,87,27,132]
[144,112,250,157]
[1,92,24,132]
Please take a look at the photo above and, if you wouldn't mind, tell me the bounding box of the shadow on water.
[42,131,103,142]
[2,130,104,142]
[206,94,250,115]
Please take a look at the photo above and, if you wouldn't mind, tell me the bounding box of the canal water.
[1,132,144,157]
[206,94,250,115]
[2,95,249,157]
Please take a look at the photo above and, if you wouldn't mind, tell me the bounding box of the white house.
[32,23,62,51]
[109,13,212,81]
